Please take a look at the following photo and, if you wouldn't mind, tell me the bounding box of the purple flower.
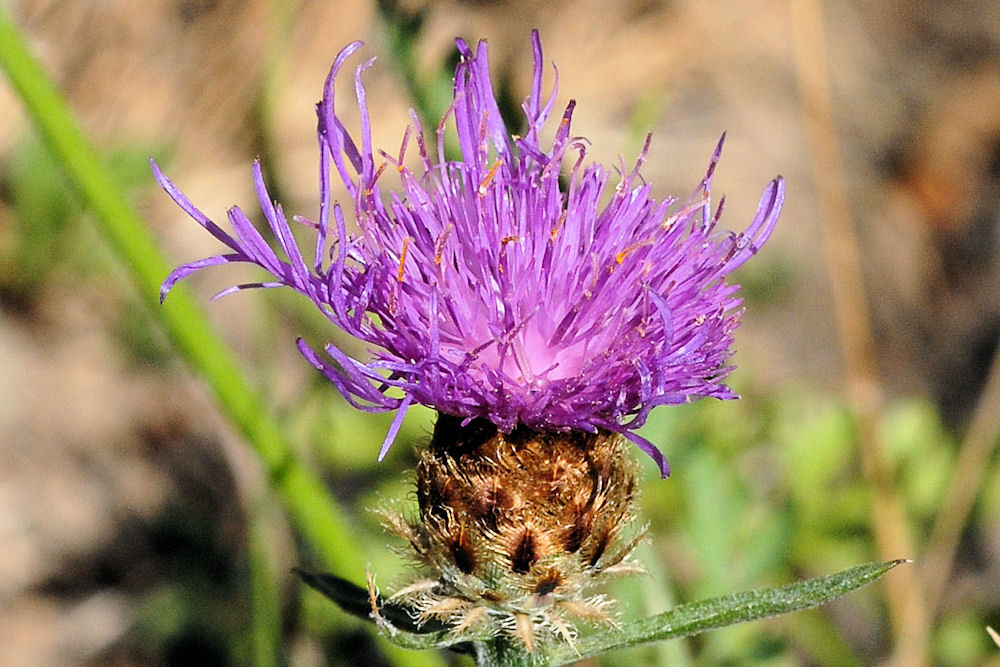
[155,31,782,477]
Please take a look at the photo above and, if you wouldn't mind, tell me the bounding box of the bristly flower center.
[381,415,645,649]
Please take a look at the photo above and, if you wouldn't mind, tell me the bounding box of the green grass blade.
[0,2,361,580]
[248,496,283,667]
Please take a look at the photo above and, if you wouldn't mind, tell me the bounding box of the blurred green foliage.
[2,3,998,665]
[1,136,148,296]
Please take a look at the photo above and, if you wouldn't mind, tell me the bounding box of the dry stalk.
[789,1,929,664]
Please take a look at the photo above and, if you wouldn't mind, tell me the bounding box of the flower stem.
[474,638,549,667]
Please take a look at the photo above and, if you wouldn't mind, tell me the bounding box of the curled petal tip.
[156,31,779,473]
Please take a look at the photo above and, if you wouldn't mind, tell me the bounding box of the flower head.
[156,31,783,477]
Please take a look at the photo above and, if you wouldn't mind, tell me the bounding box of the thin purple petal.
[155,33,781,470]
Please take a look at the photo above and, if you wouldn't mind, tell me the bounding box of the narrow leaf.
[293,568,475,652]
[551,559,908,664]
[293,568,431,634]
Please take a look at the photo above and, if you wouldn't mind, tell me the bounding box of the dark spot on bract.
[448,525,477,574]
[468,477,510,530]
[510,527,537,574]
[562,505,592,553]
[586,523,613,568]
[533,569,563,596]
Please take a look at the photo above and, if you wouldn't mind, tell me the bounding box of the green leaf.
[293,569,433,635]
[548,560,908,665]
[293,568,480,654]
[299,561,905,665]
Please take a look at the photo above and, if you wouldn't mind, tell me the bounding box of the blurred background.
[1,0,1000,664]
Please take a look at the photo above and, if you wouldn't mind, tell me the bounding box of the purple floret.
[156,30,783,477]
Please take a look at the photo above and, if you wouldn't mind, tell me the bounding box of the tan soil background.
[2,0,1000,664]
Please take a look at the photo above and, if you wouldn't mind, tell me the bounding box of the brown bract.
[383,415,645,649]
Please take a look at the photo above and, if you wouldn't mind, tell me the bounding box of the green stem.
[248,494,283,667]
[0,2,361,580]
[474,637,549,667]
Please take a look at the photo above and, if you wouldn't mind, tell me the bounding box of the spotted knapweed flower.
[157,30,782,649]
[156,31,783,479]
